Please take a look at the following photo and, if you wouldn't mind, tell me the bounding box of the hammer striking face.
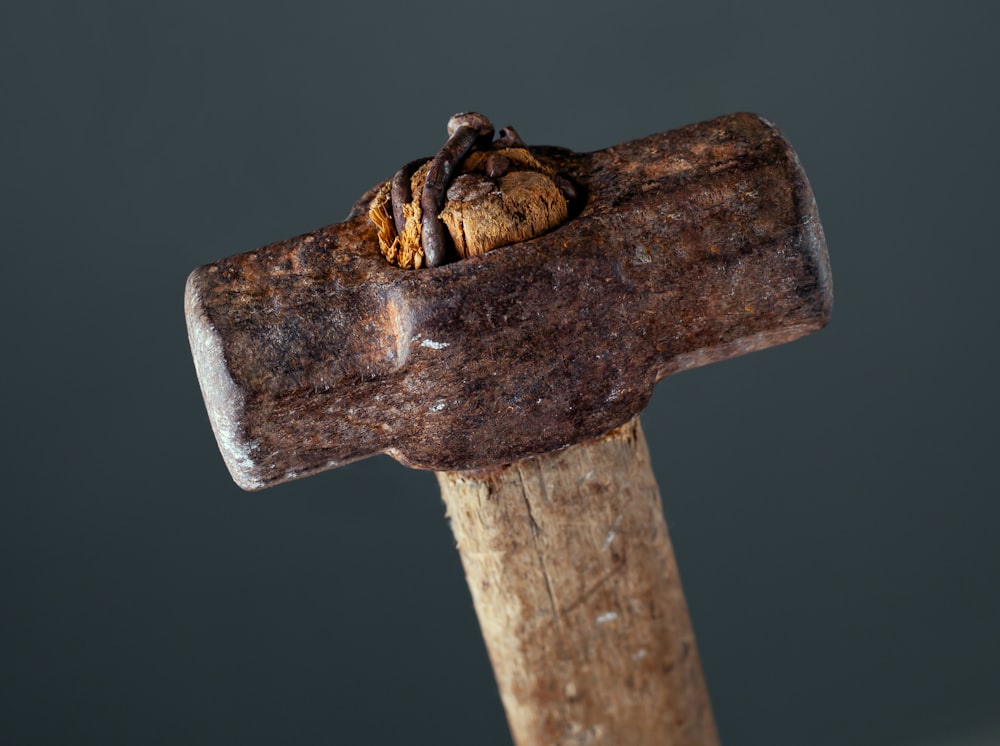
[186,113,831,490]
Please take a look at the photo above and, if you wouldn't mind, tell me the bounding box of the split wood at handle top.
[438,417,719,746]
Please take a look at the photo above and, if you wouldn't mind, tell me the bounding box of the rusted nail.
[390,158,429,238]
[484,152,511,179]
[495,125,526,148]
[420,112,495,267]
[553,173,577,202]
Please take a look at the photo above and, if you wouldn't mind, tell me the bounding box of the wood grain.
[439,418,718,746]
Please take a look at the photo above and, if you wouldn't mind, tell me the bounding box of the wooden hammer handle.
[439,418,719,745]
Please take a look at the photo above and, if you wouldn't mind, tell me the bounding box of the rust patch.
[185,112,832,489]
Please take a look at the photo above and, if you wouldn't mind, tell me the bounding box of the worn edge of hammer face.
[185,112,832,490]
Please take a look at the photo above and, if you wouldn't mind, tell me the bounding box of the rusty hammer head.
[185,112,831,490]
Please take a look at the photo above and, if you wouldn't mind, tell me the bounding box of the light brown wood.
[438,418,719,746]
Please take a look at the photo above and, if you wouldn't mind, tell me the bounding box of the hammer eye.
[370,113,576,269]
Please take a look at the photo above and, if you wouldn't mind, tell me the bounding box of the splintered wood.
[369,148,568,269]
[438,418,719,746]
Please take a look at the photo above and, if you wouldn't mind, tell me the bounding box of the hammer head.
[185,113,831,490]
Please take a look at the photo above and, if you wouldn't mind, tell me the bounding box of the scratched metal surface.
[187,114,830,488]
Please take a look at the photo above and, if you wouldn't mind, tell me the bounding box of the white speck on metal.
[633,648,648,660]
[596,612,618,625]
[606,386,626,402]
[430,401,446,412]
[421,339,449,350]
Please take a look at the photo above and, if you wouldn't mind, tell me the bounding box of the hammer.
[185,112,831,745]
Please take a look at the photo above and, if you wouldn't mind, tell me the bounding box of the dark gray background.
[2,1,997,744]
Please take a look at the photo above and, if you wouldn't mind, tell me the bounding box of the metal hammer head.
[185,113,832,490]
